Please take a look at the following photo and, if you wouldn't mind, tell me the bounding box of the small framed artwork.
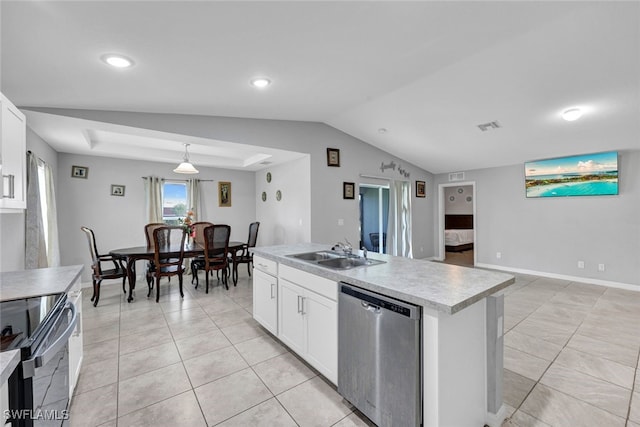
[218,181,232,207]
[327,148,340,167]
[416,180,426,198]
[71,165,88,179]
[110,184,125,197]
[343,182,355,199]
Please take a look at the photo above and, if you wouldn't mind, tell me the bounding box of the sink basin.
[317,257,386,269]
[289,251,343,261]
[287,250,386,270]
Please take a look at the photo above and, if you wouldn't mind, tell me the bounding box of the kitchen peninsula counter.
[252,243,514,314]
[252,243,514,427]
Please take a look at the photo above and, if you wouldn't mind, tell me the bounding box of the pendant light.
[173,143,199,174]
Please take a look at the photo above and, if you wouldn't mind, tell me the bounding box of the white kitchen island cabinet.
[252,257,278,335]
[252,243,514,427]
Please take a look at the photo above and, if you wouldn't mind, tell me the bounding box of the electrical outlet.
[496,252,502,259]
[578,261,585,269]
[598,264,605,272]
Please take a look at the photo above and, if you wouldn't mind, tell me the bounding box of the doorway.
[438,182,476,267]
[359,184,389,254]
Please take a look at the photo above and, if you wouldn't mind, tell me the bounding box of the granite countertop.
[253,243,514,314]
[0,265,83,302]
[0,350,20,384]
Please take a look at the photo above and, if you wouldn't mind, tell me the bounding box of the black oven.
[1,293,78,427]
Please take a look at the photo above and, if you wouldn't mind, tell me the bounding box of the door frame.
[437,181,477,264]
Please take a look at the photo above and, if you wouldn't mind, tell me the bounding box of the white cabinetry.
[0,92,26,211]
[252,259,278,335]
[278,265,337,384]
[67,278,83,400]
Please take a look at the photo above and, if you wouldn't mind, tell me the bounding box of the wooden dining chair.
[80,226,127,307]
[231,221,260,280]
[202,224,231,293]
[189,221,213,286]
[144,222,167,287]
[147,226,186,302]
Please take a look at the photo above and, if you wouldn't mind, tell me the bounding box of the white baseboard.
[486,404,508,427]
[476,263,639,292]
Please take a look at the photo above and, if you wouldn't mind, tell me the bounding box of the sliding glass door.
[359,184,389,254]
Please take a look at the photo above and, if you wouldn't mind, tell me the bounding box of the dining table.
[110,241,245,302]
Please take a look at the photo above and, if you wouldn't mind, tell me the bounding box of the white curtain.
[387,180,413,258]
[25,152,60,268]
[187,178,200,219]
[144,176,163,223]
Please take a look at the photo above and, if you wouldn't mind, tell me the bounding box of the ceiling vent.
[449,172,465,182]
[477,121,501,132]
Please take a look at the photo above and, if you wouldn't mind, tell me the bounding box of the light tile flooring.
[71,268,640,427]
[501,273,640,427]
[71,270,372,427]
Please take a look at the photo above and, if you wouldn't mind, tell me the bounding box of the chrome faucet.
[333,238,353,256]
[361,246,368,260]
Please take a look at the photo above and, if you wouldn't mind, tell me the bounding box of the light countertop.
[0,350,20,384]
[253,243,514,314]
[0,265,83,302]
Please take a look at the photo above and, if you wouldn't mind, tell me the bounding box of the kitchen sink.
[287,251,386,270]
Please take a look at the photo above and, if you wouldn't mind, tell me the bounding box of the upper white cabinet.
[0,92,27,211]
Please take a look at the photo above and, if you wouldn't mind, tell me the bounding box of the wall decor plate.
[266,172,272,183]
[457,187,464,194]
[276,190,282,201]
[261,191,267,202]
[449,195,455,202]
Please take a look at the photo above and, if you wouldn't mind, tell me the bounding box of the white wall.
[0,127,58,272]
[444,185,473,215]
[255,155,311,246]
[32,109,437,259]
[57,153,256,282]
[434,150,640,286]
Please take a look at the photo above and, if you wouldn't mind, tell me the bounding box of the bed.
[445,214,474,252]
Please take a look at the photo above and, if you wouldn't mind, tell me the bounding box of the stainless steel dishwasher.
[338,282,422,427]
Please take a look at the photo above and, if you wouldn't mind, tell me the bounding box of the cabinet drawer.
[254,256,277,276]
[279,264,337,301]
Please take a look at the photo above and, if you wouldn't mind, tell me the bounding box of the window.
[162,181,188,225]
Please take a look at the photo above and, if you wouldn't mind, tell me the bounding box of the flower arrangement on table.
[179,210,196,239]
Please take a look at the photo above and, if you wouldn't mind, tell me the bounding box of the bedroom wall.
[57,153,256,282]
[30,108,436,259]
[434,150,640,287]
[444,185,473,215]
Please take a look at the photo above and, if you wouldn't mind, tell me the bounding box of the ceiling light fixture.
[562,108,583,122]
[250,77,271,88]
[378,128,388,134]
[173,143,199,174]
[101,54,134,68]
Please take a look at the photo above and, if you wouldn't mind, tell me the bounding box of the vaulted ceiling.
[2,1,638,173]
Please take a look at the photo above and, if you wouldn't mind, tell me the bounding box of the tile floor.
[71,270,373,427]
[71,267,640,427]
[501,273,640,427]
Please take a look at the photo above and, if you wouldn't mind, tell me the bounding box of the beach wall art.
[525,151,618,198]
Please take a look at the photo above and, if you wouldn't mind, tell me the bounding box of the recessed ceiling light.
[250,77,271,88]
[101,54,134,68]
[562,108,583,122]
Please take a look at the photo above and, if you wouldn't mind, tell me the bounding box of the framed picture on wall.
[343,182,355,199]
[327,148,340,167]
[110,184,125,197]
[416,180,426,198]
[71,165,88,179]
[218,181,232,207]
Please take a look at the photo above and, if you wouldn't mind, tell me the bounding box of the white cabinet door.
[68,289,83,400]
[0,92,26,210]
[305,291,338,384]
[278,279,305,355]
[253,269,278,335]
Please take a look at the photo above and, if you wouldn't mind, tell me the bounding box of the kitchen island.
[252,243,514,427]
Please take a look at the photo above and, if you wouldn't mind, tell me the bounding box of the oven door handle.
[22,301,77,379]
